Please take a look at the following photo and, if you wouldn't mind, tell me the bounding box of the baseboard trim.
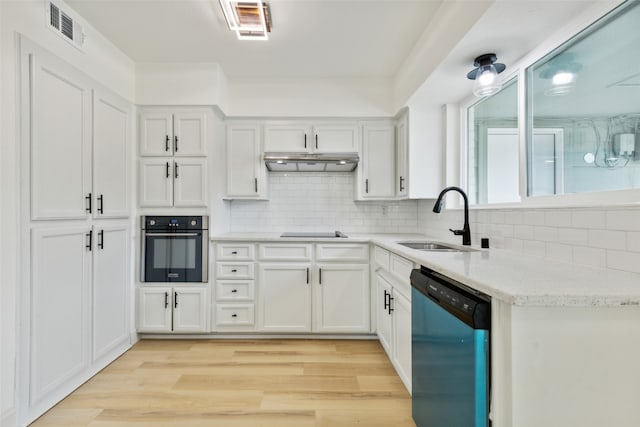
[139,333,378,340]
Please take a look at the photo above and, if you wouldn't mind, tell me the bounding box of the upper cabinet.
[139,109,207,157]
[264,122,359,153]
[357,124,396,199]
[396,113,409,198]
[226,123,268,199]
[28,44,131,221]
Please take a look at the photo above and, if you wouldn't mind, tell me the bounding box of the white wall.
[0,1,135,425]
[229,173,419,234]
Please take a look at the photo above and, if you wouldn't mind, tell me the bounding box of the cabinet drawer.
[390,253,414,282]
[259,243,312,261]
[216,280,255,301]
[316,244,369,262]
[216,243,255,261]
[373,246,390,270]
[216,304,255,326]
[216,262,255,279]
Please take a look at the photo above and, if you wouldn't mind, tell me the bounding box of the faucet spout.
[432,186,471,246]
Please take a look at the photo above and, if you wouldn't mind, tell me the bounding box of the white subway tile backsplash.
[587,229,627,250]
[545,210,573,227]
[522,240,546,258]
[523,210,546,225]
[628,232,640,252]
[546,243,574,264]
[606,210,640,231]
[571,210,606,229]
[607,250,640,274]
[555,228,589,246]
[573,246,606,268]
[514,225,535,240]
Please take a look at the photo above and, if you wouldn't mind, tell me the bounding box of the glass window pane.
[527,1,640,197]
[467,78,519,205]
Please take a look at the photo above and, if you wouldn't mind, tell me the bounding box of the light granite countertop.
[211,232,640,307]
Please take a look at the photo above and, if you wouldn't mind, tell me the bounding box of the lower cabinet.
[314,263,370,333]
[258,263,312,332]
[138,287,208,333]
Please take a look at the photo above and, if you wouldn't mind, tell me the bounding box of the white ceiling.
[66,0,443,79]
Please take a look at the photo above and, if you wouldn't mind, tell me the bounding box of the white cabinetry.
[139,110,206,157]
[255,242,370,333]
[226,123,268,199]
[373,246,412,391]
[263,122,359,153]
[138,287,208,333]
[396,112,409,198]
[259,263,312,332]
[20,39,133,424]
[29,53,130,221]
[358,124,396,199]
[139,158,207,207]
[213,243,257,332]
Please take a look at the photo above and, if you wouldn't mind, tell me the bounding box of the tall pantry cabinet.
[19,38,133,425]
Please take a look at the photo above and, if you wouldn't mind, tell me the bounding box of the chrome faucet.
[432,186,471,246]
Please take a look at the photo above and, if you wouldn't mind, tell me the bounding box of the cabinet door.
[140,112,173,156]
[312,124,359,153]
[92,89,130,218]
[392,290,412,390]
[92,224,130,362]
[139,159,173,207]
[264,123,312,153]
[226,124,266,198]
[314,264,370,333]
[375,274,393,357]
[173,158,207,207]
[137,287,172,332]
[29,47,92,220]
[30,227,91,403]
[360,125,395,199]
[259,264,312,332]
[396,113,409,198]
[173,111,207,157]
[173,287,208,333]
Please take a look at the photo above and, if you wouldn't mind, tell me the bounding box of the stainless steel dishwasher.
[410,266,491,427]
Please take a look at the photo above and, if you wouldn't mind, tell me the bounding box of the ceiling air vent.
[46,1,85,49]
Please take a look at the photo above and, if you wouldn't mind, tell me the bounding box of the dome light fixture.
[466,53,506,97]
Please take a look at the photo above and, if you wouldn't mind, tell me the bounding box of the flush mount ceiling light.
[539,53,582,96]
[219,0,271,40]
[466,53,506,97]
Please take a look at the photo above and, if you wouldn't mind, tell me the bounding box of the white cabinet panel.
[375,274,393,356]
[30,53,91,220]
[216,280,255,301]
[226,124,266,199]
[313,124,359,153]
[173,287,208,333]
[360,125,396,199]
[396,113,409,198]
[137,287,172,333]
[216,262,255,279]
[173,158,207,207]
[92,89,130,218]
[30,227,90,404]
[259,264,312,332]
[173,112,207,157]
[314,264,370,333]
[139,159,173,207]
[315,243,369,262]
[216,304,255,326]
[216,243,255,261]
[139,112,173,156]
[92,224,130,361]
[259,243,313,261]
[264,124,312,153]
[392,290,411,390]
[373,246,390,270]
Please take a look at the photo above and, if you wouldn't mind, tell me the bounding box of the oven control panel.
[142,216,208,230]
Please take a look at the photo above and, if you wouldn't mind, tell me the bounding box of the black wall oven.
[141,216,208,283]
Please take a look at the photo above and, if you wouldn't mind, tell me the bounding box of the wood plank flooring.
[31,339,415,427]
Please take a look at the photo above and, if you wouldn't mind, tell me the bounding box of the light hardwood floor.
[31,339,415,427]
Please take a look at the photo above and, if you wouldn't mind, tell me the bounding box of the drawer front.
[216,262,255,279]
[259,243,312,261]
[216,243,255,261]
[216,280,255,301]
[316,244,369,262]
[390,253,414,282]
[373,246,390,270]
[216,304,255,326]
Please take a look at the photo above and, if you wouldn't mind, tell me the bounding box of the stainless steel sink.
[397,241,476,252]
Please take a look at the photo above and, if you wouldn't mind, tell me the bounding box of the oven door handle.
[143,232,200,237]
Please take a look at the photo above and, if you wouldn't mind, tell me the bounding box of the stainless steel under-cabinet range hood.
[264,152,359,172]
